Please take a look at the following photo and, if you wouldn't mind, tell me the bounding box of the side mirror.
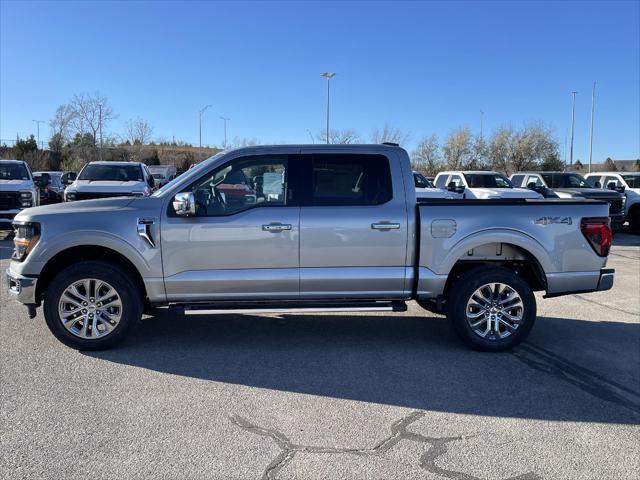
[526,182,537,190]
[594,181,601,188]
[448,182,465,194]
[172,192,196,216]
[616,185,626,193]
[606,183,617,191]
[61,172,76,185]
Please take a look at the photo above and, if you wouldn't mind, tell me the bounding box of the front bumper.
[6,267,38,305]
[610,213,625,229]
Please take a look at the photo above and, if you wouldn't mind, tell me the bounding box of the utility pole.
[479,110,484,140]
[569,91,577,168]
[588,82,596,174]
[220,116,230,149]
[199,104,211,159]
[32,120,44,150]
[98,104,103,161]
[320,72,336,144]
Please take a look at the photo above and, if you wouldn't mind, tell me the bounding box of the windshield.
[151,152,225,197]
[622,175,640,188]
[541,173,589,188]
[464,173,513,188]
[78,164,143,182]
[0,163,30,181]
[413,172,433,188]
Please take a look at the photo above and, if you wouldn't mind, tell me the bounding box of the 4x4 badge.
[535,216,572,226]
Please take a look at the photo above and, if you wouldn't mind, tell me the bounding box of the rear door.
[298,150,409,299]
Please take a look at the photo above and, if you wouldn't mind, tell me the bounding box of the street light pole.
[220,116,230,149]
[479,110,484,140]
[588,82,596,174]
[320,72,336,144]
[98,103,103,161]
[569,91,577,169]
[199,104,211,160]
[32,120,44,150]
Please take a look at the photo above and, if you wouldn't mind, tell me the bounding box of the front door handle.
[262,223,292,232]
[371,222,401,230]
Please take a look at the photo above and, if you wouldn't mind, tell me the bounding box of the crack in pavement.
[230,411,541,480]
[513,343,640,416]
[573,294,639,317]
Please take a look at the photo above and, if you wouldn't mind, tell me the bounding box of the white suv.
[65,161,155,202]
[433,171,543,200]
[585,172,640,232]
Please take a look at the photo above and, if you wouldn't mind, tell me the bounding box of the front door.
[161,153,300,301]
[298,151,409,299]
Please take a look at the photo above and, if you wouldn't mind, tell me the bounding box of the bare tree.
[371,123,409,145]
[48,104,75,153]
[124,118,154,145]
[411,134,442,175]
[443,127,473,170]
[318,128,361,144]
[488,125,515,173]
[230,136,261,147]
[489,122,560,174]
[69,92,116,145]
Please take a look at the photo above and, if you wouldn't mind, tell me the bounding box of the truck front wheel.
[43,261,142,350]
[446,266,536,352]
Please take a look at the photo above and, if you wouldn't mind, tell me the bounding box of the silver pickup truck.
[6,145,614,352]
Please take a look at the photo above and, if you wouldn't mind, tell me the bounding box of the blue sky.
[1,0,638,162]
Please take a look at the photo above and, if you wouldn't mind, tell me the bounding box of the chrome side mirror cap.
[173,192,196,216]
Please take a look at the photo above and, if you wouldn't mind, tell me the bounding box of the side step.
[174,301,407,316]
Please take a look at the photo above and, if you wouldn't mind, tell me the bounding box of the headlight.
[65,191,76,201]
[132,191,146,197]
[12,222,41,262]
[20,191,32,199]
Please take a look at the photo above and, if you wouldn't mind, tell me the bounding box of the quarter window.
[309,154,392,206]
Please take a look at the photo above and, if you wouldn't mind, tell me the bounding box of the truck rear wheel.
[446,266,536,352]
[43,261,142,350]
[629,208,640,234]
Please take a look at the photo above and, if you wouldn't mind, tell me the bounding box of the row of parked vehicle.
[0,160,181,225]
[412,169,638,232]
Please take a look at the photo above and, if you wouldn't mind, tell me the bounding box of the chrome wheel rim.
[465,282,524,340]
[58,278,122,339]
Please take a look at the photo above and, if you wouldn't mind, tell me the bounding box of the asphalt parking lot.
[1,233,638,480]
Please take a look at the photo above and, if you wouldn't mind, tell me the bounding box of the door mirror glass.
[447,181,465,194]
[173,192,196,216]
[61,172,76,185]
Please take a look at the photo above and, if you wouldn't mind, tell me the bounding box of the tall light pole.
[479,110,484,140]
[98,103,103,161]
[199,104,211,159]
[588,82,596,174]
[220,116,230,149]
[320,72,336,144]
[32,120,44,150]
[569,91,577,168]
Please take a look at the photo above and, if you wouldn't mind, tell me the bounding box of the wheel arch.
[36,245,147,303]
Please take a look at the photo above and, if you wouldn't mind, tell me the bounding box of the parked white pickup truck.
[585,172,640,233]
[7,145,613,352]
[434,171,543,199]
[0,159,40,226]
[64,161,156,201]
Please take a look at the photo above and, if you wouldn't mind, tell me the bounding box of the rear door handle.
[262,223,292,232]
[371,222,401,230]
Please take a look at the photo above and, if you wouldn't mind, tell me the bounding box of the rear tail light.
[581,217,612,257]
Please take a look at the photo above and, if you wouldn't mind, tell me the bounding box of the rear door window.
[307,154,392,206]
[511,174,525,187]
[435,175,449,188]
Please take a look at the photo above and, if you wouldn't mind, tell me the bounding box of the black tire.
[446,266,536,352]
[43,261,142,350]
[629,209,640,234]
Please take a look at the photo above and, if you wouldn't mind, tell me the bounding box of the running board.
[174,301,407,316]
